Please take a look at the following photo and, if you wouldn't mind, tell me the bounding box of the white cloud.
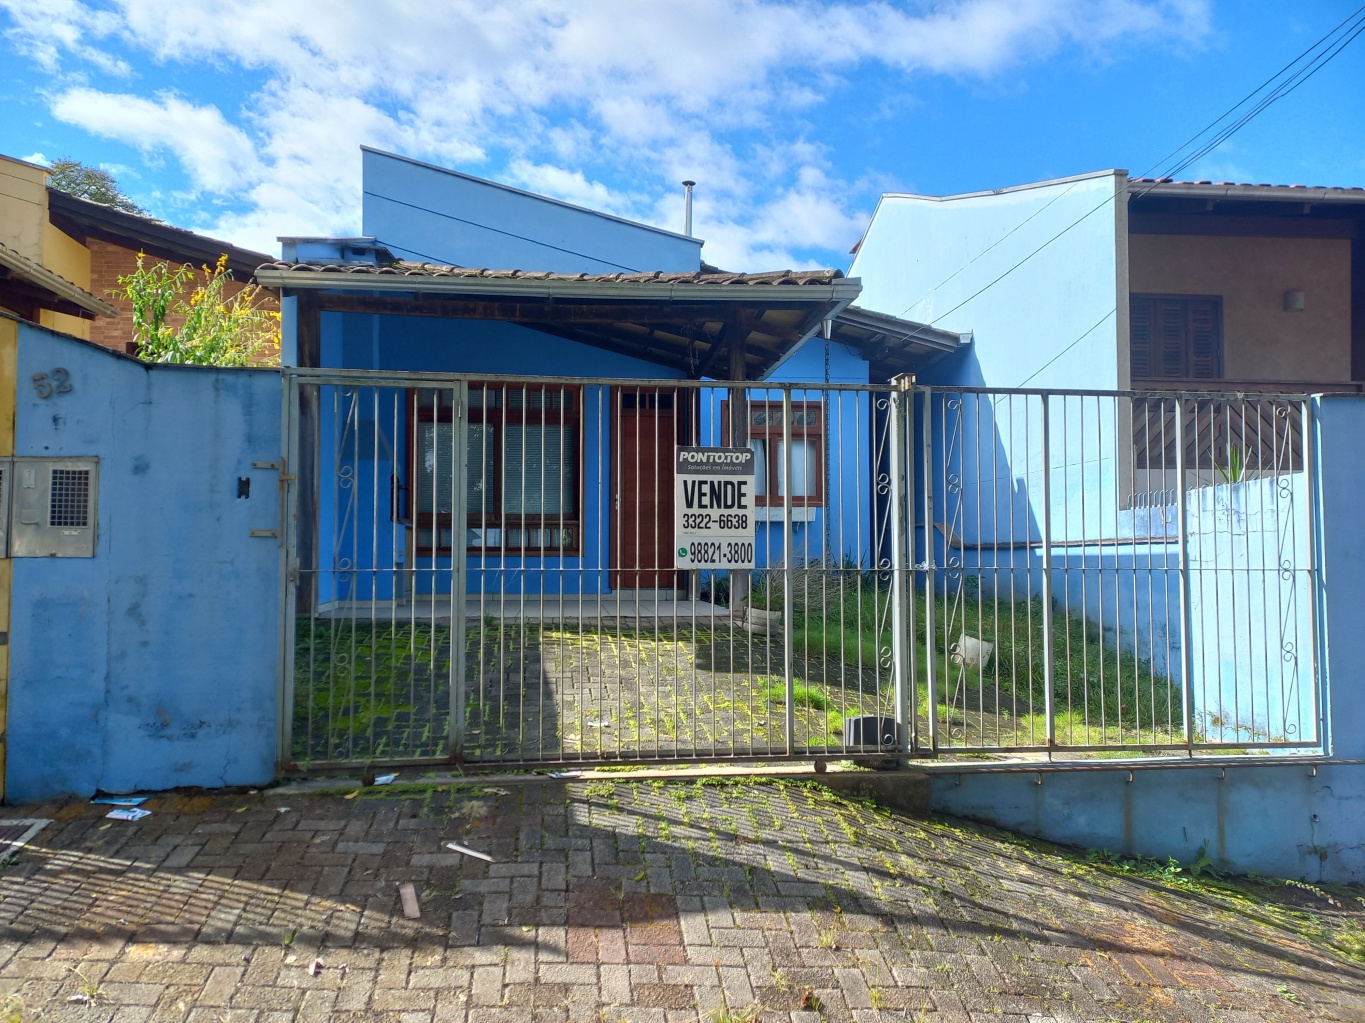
[18,151,47,166]
[50,88,261,194]
[2,0,1213,265]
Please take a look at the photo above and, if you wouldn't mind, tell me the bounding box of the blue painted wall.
[315,310,685,599]
[849,172,1123,391]
[361,148,703,273]
[931,395,1365,882]
[8,324,281,802]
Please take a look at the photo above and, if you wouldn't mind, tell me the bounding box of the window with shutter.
[1130,295,1223,381]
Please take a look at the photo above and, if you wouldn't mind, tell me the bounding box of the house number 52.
[31,368,72,399]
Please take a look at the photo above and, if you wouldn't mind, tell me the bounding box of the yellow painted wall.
[1129,233,1353,382]
[37,222,93,339]
[0,156,47,263]
[0,155,96,340]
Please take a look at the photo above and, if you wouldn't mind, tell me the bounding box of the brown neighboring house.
[47,189,279,356]
[0,153,278,355]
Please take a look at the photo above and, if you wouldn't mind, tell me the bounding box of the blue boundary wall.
[930,395,1365,883]
[7,323,281,802]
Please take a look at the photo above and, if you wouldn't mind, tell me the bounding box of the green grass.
[294,566,1184,765]
[761,680,833,712]
[758,563,1182,739]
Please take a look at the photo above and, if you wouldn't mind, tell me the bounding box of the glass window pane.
[504,424,574,514]
[748,439,768,496]
[417,422,456,514]
[467,424,495,514]
[777,439,818,497]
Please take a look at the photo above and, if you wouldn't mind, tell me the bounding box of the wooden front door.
[611,388,686,589]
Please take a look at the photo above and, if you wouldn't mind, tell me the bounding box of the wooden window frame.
[721,398,826,508]
[408,382,584,556]
[1130,293,1224,382]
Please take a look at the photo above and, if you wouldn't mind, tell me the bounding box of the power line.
[1016,308,1115,388]
[893,4,1365,331]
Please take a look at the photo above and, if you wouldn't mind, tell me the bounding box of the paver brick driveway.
[0,778,1361,1023]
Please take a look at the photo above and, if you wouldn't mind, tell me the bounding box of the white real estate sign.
[674,447,756,569]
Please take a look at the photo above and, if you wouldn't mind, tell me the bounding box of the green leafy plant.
[115,253,280,366]
[49,158,144,214]
[1218,443,1247,484]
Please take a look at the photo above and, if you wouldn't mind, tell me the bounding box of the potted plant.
[739,571,782,635]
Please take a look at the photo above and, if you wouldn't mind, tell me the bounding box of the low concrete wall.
[931,763,1361,881]
[932,395,1365,882]
[7,323,282,802]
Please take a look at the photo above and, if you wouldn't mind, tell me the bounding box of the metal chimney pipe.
[682,180,696,237]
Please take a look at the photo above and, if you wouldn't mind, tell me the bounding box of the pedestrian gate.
[278,370,1323,770]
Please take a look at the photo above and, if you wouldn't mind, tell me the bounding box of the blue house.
[842,171,1365,748]
[262,148,966,610]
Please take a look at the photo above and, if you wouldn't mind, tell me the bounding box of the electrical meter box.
[4,457,99,558]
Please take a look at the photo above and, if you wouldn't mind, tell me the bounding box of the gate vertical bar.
[888,380,912,752]
[922,392,938,752]
[1175,398,1196,750]
[277,371,301,769]
[1039,395,1056,748]
[782,388,796,754]
[448,379,469,760]
[1302,399,1323,746]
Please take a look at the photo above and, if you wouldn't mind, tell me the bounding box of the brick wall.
[88,238,280,362]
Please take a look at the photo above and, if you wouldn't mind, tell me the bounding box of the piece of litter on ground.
[234,805,248,812]
[92,795,148,806]
[275,806,291,813]
[343,790,361,800]
[548,771,580,779]
[66,994,93,1005]
[374,774,398,786]
[444,840,494,863]
[104,808,151,822]
[98,823,112,830]
[586,720,612,728]
[308,959,322,977]
[398,882,421,919]
[483,786,511,796]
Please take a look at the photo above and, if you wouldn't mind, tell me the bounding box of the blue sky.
[1,1,1362,270]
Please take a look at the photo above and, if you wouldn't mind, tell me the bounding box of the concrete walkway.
[0,779,1361,1022]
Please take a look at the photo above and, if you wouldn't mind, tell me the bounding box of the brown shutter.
[1188,298,1222,379]
[1130,296,1153,378]
[1156,299,1188,378]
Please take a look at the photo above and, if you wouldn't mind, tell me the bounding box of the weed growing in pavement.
[711,1003,760,1023]
[281,926,299,947]
[1276,984,1303,1004]
[0,994,23,1023]
[61,965,103,1006]
[868,988,887,1010]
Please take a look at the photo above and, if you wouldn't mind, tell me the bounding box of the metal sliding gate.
[278,370,1324,771]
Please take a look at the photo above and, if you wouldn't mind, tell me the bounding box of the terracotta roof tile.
[1128,177,1365,192]
[255,261,844,286]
